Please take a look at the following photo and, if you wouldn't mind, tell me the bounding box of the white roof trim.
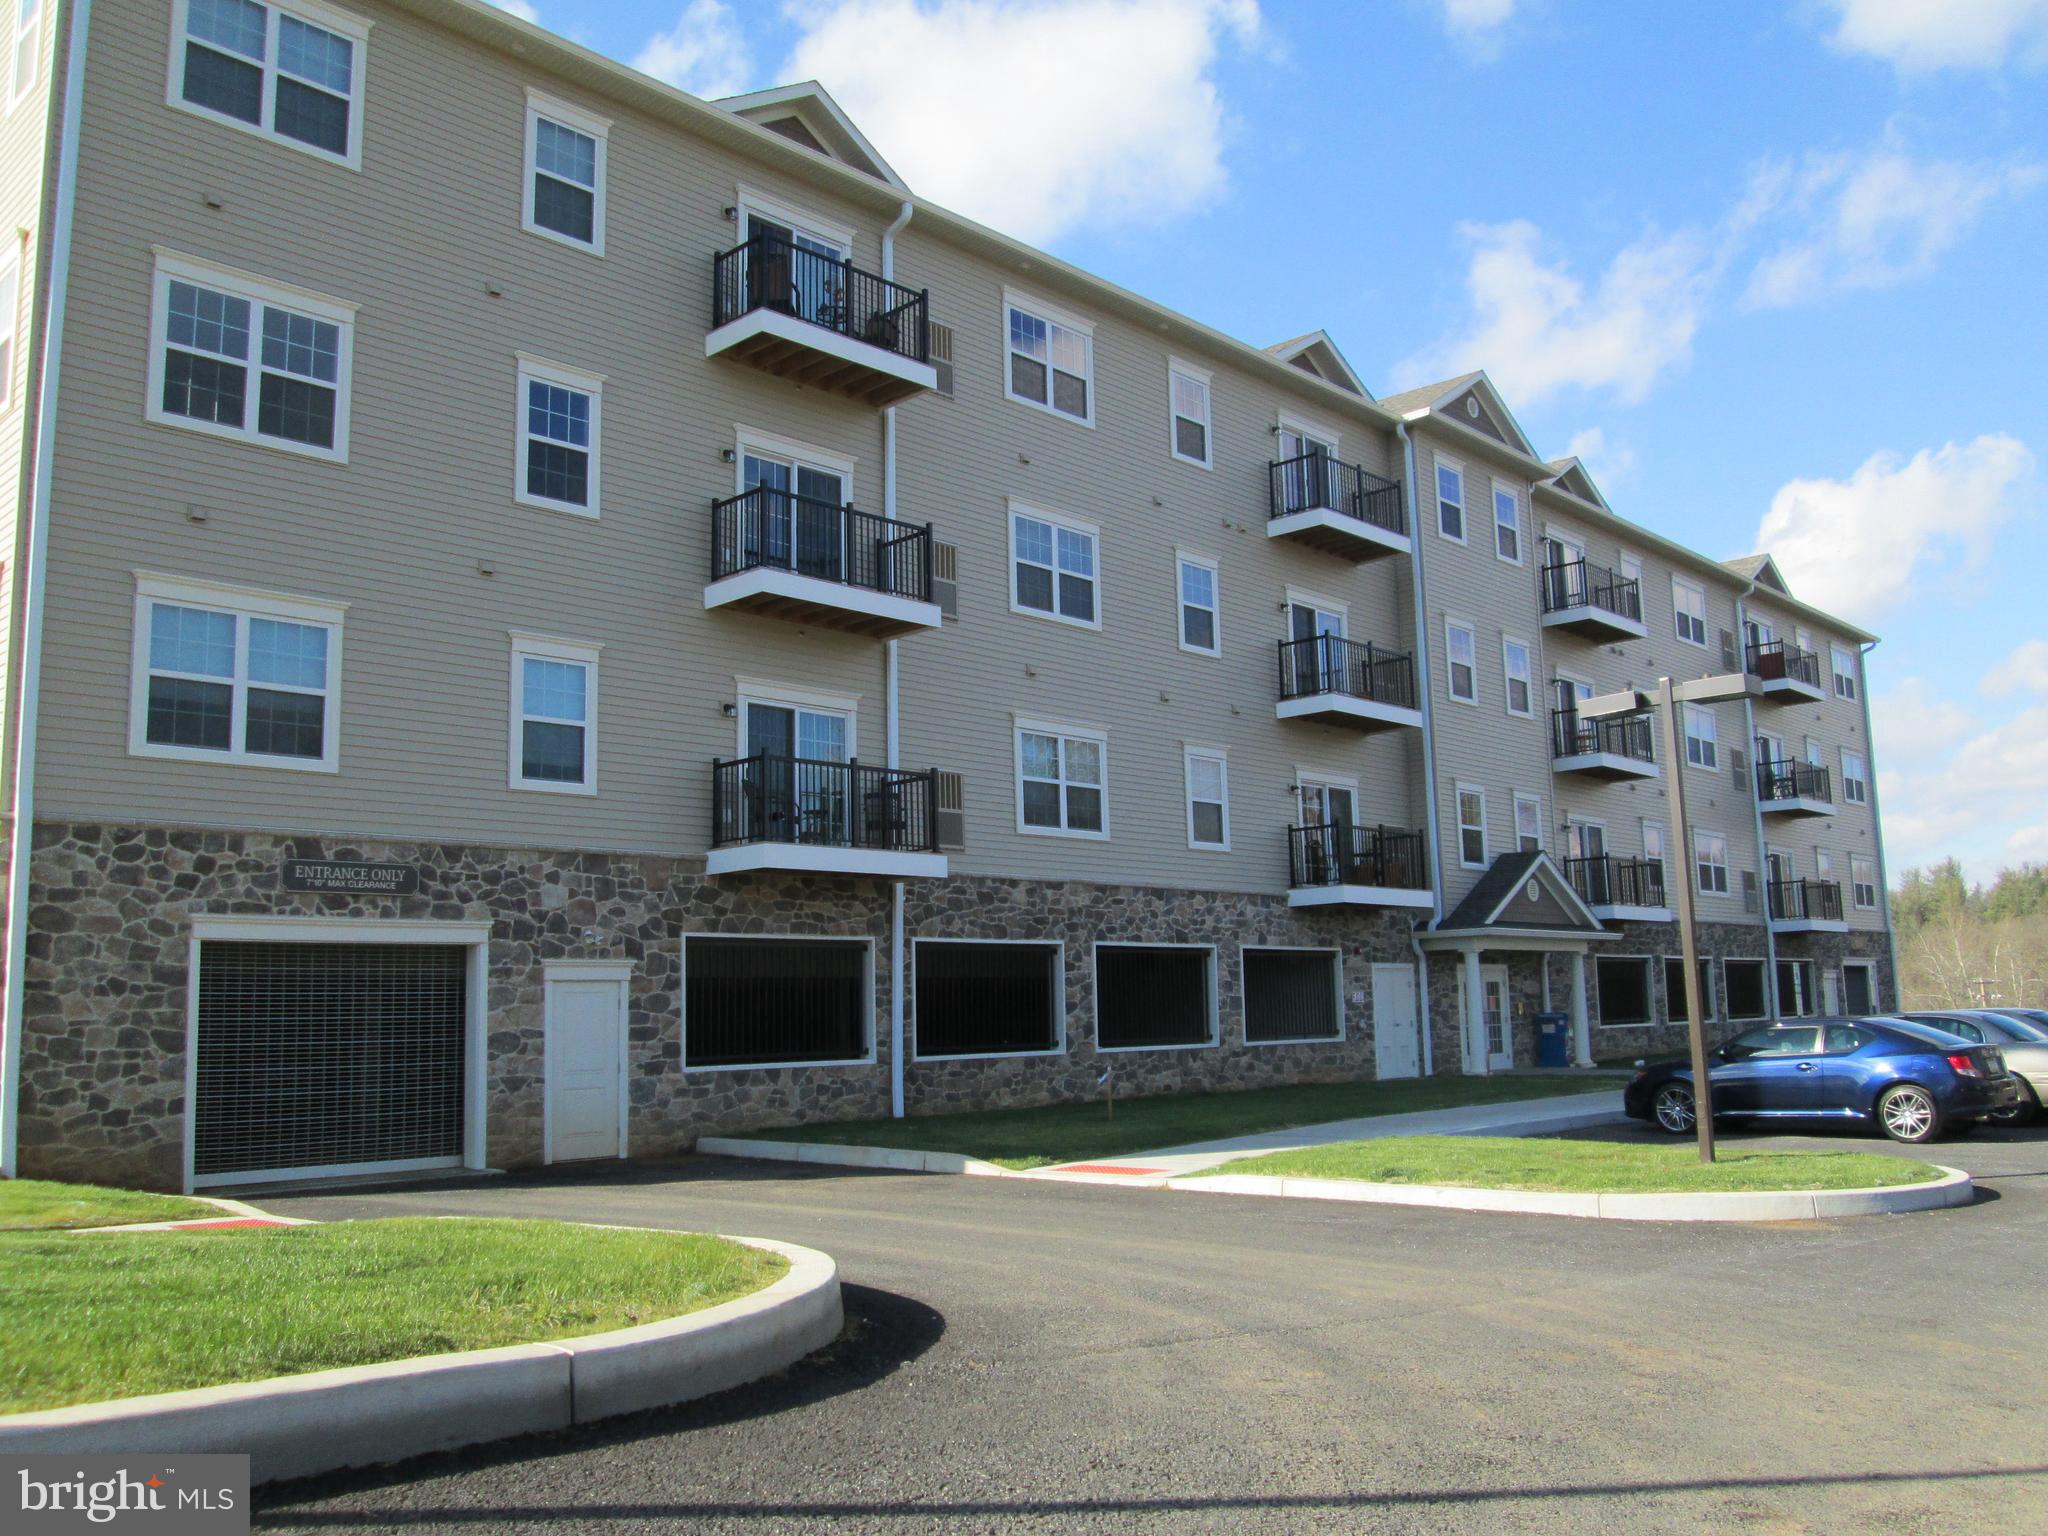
[714,81,909,191]
[1267,331,1371,398]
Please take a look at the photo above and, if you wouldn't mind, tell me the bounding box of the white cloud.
[484,0,540,19]
[1752,435,2034,624]
[1436,0,1516,54]
[1565,426,1633,487]
[778,0,1265,244]
[634,0,753,100]
[1823,0,2048,72]
[1984,638,2048,698]
[1877,699,2048,879]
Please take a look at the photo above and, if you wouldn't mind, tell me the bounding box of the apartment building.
[0,0,1894,1191]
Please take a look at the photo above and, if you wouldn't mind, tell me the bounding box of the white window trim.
[1284,585,1348,630]
[514,353,604,518]
[1501,634,1534,718]
[1642,819,1668,882]
[1093,942,1219,1054]
[145,248,356,463]
[909,938,1068,1062]
[1693,828,1730,895]
[1672,575,1709,649]
[521,88,609,256]
[732,184,855,253]
[1183,744,1230,852]
[1832,645,1860,699]
[1240,945,1345,1047]
[1492,483,1523,565]
[1841,958,1878,1006]
[1722,957,1770,1021]
[1167,356,1213,469]
[164,0,371,170]
[1276,411,1343,458]
[1840,747,1869,805]
[1455,781,1488,870]
[1008,498,1102,631]
[128,570,346,773]
[1002,286,1096,428]
[1512,791,1544,853]
[731,677,859,758]
[1565,815,1607,863]
[1620,551,1644,590]
[1850,855,1879,911]
[8,0,40,110]
[1683,702,1719,769]
[509,631,600,795]
[1014,715,1110,841]
[1444,616,1479,706]
[1593,954,1655,1028]
[731,423,857,490]
[1663,954,1716,1026]
[0,246,18,413]
[680,933,877,1071]
[1175,549,1220,657]
[1434,452,1467,544]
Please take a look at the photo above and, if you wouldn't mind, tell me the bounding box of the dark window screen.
[915,943,1059,1057]
[1097,947,1211,1049]
[1243,950,1339,1043]
[686,938,867,1067]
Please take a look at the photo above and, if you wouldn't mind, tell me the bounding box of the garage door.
[193,942,468,1184]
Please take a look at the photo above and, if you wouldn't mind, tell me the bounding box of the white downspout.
[1,0,91,1178]
[882,198,912,1120]
[1398,421,1440,1076]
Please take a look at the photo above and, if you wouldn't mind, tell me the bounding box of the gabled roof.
[1264,331,1370,397]
[714,82,908,191]
[1539,457,1611,512]
[1434,851,1608,937]
[1378,371,1539,460]
[1723,554,1791,594]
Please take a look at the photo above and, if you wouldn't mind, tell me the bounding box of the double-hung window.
[523,91,608,253]
[516,356,602,514]
[10,0,38,107]
[1643,820,1667,887]
[0,250,16,411]
[1184,748,1228,850]
[1177,553,1219,655]
[148,253,353,459]
[1457,785,1487,869]
[1168,359,1211,467]
[1851,855,1878,910]
[130,574,342,771]
[1672,577,1708,647]
[1493,485,1521,562]
[1694,830,1729,895]
[1501,637,1532,716]
[170,0,367,166]
[1840,748,1868,804]
[1832,644,1859,700]
[1683,703,1717,769]
[1445,620,1477,704]
[1006,295,1092,423]
[1011,504,1098,627]
[510,634,598,793]
[1436,458,1465,542]
[1514,793,1543,853]
[1017,722,1106,837]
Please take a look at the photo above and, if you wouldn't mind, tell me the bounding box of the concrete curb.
[698,1135,1014,1177]
[0,1235,841,1483]
[1166,1165,1974,1222]
[75,1195,312,1233]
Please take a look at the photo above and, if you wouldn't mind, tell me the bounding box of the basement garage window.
[1242,949,1341,1043]
[914,942,1061,1058]
[1096,945,1215,1050]
[685,937,870,1068]
[1595,957,1652,1026]
[1664,958,1715,1023]
[1723,959,1768,1021]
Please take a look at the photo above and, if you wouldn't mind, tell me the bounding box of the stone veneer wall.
[1421,950,1550,1072]
[17,821,1425,1190]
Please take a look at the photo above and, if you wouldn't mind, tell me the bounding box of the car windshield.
[1880,1017,1971,1049]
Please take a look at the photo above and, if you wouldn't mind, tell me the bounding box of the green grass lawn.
[0,1217,785,1414]
[0,1178,221,1231]
[746,1072,1625,1170]
[1190,1135,1939,1193]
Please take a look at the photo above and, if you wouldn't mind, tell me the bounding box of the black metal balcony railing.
[1268,452,1405,538]
[1539,557,1643,623]
[712,486,933,602]
[1769,878,1844,923]
[1564,854,1667,911]
[1550,708,1655,764]
[711,755,939,853]
[1289,823,1430,891]
[1756,751,1834,806]
[1277,635,1418,710]
[711,234,931,366]
[1746,638,1823,690]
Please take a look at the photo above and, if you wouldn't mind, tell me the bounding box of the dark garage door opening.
[194,942,467,1182]
[915,942,1060,1057]
[1096,946,1214,1049]
[686,937,869,1067]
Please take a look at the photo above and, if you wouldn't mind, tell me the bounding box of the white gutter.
[1857,640,1902,1009]
[2,0,90,1178]
[1397,422,1440,1077]
[882,198,912,1120]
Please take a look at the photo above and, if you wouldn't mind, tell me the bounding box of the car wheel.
[1877,1084,1941,1144]
[1651,1083,1696,1135]
[1988,1081,2041,1127]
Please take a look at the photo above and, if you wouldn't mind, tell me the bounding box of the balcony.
[1563,855,1671,923]
[1266,452,1410,562]
[707,755,948,879]
[704,487,942,638]
[1550,709,1659,780]
[1539,558,1647,641]
[1747,639,1827,706]
[1769,878,1848,934]
[1287,823,1434,910]
[707,235,938,407]
[1756,752,1836,818]
[1275,636,1423,733]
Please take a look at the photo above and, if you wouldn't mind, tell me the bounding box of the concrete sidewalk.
[1022,1089,1627,1184]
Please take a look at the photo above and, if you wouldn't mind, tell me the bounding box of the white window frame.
[1683,703,1718,769]
[513,353,604,517]
[1008,499,1101,631]
[909,937,1067,1062]
[164,0,370,170]
[1493,483,1522,564]
[509,631,600,795]
[1093,941,1218,1054]
[1184,745,1230,852]
[1501,635,1533,718]
[731,676,859,759]
[1175,549,1220,657]
[1851,854,1878,911]
[128,571,346,773]
[1003,288,1094,427]
[0,247,17,412]
[681,933,876,1072]
[1642,819,1667,886]
[1840,747,1868,805]
[1620,551,1644,593]
[1435,453,1466,544]
[1594,954,1655,1027]
[1672,576,1708,648]
[1240,945,1345,1048]
[1694,829,1730,896]
[1456,782,1488,870]
[1723,957,1770,1021]
[145,249,356,462]
[521,89,609,255]
[1513,791,1544,854]
[1014,716,1109,840]
[1842,959,1878,1012]
[9,0,39,109]
[1832,644,1859,700]
[1445,618,1479,706]
[1167,356,1212,468]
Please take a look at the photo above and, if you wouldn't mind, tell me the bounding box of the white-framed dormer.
[1167,356,1214,469]
[522,89,610,255]
[165,0,371,171]
[1009,498,1102,630]
[1002,286,1095,427]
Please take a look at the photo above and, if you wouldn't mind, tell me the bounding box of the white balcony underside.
[705,309,937,404]
[1590,904,1674,924]
[1771,917,1850,935]
[1755,676,1827,705]
[705,844,949,880]
[1275,695,1424,732]
[1552,751,1660,780]
[704,566,943,638]
[1265,509,1412,560]
[1541,605,1647,641]
[1759,797,1837,818]
[1287,884,1435,910]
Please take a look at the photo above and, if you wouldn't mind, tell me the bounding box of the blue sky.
[497,0,2048,883]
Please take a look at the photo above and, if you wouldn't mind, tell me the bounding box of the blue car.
[1623,1016,2021,1144]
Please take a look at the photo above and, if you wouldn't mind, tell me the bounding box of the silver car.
[1903,1010,2048,1124]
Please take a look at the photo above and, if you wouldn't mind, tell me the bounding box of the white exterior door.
[1483,964,1512,1069]
[546,970,627,1163]
[1372,963,1421,1080]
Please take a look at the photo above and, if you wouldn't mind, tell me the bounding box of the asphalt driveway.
[251,1122,2048,1534]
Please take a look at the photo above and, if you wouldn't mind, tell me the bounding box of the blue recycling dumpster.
[1534,1011,1571,1069]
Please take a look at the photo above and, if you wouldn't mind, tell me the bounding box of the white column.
[1463,946,1486,1075]
[1570,951,1592,1067]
